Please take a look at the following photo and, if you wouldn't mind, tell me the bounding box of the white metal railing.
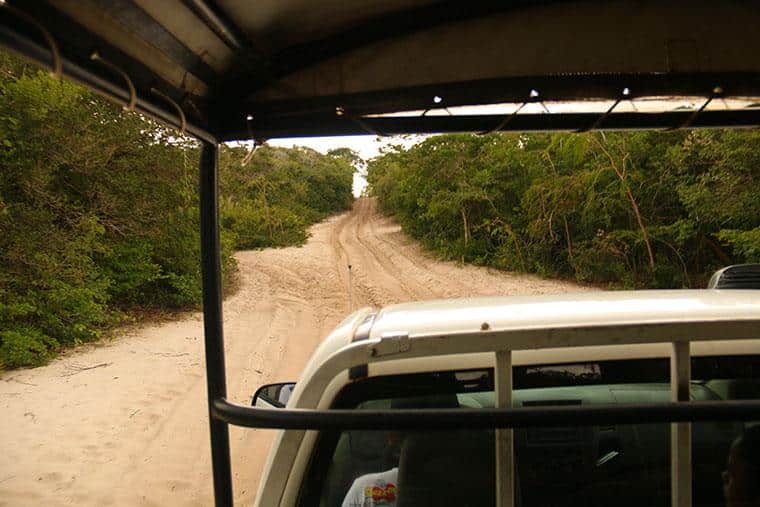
[671,342,692,507]
[495,350,515,507]
[493,341,697,507]
[249,317,760,506]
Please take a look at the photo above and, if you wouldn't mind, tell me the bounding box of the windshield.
[301,356,760,507]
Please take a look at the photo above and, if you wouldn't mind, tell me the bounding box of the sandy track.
[0,197,589,506]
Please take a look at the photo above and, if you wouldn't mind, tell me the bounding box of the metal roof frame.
[3,1,760,142]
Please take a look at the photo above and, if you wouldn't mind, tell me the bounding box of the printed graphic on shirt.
[363,482,397,504]
[342,467,399,507]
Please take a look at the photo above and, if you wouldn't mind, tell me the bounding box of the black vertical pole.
[199,140,233,506]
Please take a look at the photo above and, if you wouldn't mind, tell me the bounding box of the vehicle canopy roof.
[2,0,760,141]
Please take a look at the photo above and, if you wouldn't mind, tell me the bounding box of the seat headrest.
[397,430,496,507]
[390,394,460,409]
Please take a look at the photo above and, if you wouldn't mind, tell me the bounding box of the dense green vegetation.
[0,52,353,368]
[367,131,760,288]
[220,145,354,250]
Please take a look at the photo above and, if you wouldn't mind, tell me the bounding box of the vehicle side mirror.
[252,382,296,408]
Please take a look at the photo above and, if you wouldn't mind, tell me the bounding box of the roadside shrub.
[219,144,354,250]
[0,50,355,368]
[368,130,759,289]
[718,228,760,263]
[0,327,58,368]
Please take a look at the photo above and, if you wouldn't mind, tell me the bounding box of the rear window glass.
[300,356,760,507]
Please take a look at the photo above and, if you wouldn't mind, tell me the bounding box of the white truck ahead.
[252,271,760,507]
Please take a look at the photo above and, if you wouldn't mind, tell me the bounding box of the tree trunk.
[563,217,573,259]
[544,150,573,259]
[256,180,274,241]
[703,234,732,264]
[595,135,655,271]
[509,225,527,272]
[461,207,470,247]
[622,182,655,271]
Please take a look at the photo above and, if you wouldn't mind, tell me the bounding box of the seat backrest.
[397,430,496,507]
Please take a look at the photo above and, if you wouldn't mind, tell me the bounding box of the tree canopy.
[367,130,760,288]
[0,51,354,368]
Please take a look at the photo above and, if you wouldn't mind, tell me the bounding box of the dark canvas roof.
[2,0,760,142]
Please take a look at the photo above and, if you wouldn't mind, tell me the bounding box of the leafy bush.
[0,51,354,368]
[0,327,57,368]
[219,144,354,250]
[367,130,759,289]
[718,228,760,262]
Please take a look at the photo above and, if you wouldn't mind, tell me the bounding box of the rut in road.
[0,197,590,506]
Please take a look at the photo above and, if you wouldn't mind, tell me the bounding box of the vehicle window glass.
[301,356,759,507]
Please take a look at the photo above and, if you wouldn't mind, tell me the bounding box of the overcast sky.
[267,134,426,196]
[268,134,427,162]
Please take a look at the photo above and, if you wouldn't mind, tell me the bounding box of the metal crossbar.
[211,398,760,430]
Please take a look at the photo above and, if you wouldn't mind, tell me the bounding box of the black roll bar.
[200,142,233,506]
[220,109,760,141]
[212,398,760,431]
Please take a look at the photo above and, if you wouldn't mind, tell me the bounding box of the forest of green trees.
[367,131,759,289]
[0,51,354,368]
[3,44,759,369]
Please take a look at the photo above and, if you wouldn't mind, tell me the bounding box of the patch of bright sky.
[268,134,426,196]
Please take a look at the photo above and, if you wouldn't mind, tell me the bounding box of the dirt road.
[0,198,588,506]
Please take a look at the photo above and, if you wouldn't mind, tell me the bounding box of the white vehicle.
[253,277,760,507]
